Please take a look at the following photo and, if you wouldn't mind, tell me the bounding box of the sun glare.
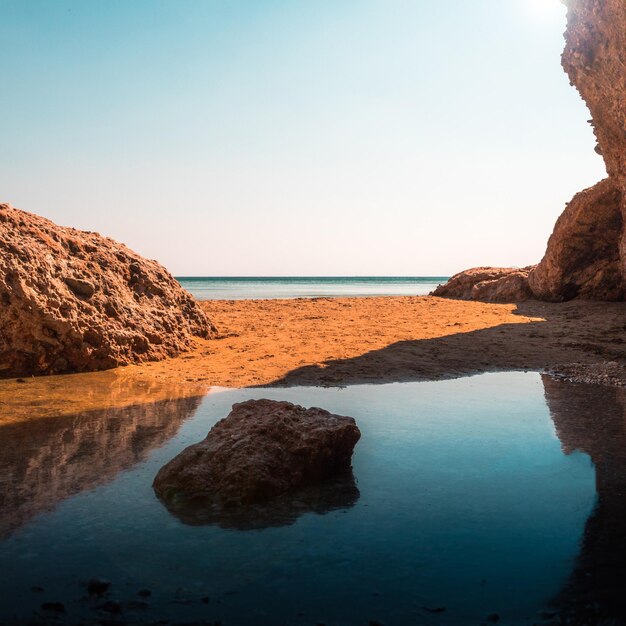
[527,0,566,20]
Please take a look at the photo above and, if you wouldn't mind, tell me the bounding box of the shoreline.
[1,295,625,424]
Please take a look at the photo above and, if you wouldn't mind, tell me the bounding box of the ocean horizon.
[176,276,450,300]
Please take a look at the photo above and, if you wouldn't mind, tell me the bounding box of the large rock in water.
[431,267,534,302]
[0,203,215,377]
[153,399,361,512]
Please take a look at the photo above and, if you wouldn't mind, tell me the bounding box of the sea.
[176,276,449,300]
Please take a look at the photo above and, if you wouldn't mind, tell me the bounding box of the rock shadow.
[259,301,626,387]
[544,375,626,624]
[157,470,360,531]
[0,395,203,538]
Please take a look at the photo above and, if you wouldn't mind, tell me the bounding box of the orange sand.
[1,296,625,424]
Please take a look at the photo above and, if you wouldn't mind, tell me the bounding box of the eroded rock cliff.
[531,0,626,302]
[528,179,624,301]
[434,0,626,303]
[0,204,216,377]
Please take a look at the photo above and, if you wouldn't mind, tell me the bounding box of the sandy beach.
[2,295,625,424]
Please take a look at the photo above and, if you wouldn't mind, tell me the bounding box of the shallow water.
[0,373,624,625]
[176,276,448,300]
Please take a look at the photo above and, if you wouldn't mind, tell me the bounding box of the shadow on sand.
[261,301,626,387]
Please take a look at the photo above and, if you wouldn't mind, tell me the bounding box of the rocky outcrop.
[153,399,361,520]
[529,0,626,302]
[528,179,624,301]
[0,204,216,377]
[435,0,626,304]
[431,267,534,303]
[563,0,626,193]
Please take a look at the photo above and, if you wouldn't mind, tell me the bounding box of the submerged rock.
[431,267,534,303]
[0,203,216,377]
[153,399,361,528]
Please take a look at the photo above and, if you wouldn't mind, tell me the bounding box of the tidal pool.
[0,372,622,625]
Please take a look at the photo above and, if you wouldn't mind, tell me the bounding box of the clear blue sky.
[0,0,606,276]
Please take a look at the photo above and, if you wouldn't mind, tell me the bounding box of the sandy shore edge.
[1,295,625,424]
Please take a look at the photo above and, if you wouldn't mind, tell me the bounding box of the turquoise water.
[176,276,449,300]
[1,372,620,625]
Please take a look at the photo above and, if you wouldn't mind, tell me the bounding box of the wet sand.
[1,296,625,423]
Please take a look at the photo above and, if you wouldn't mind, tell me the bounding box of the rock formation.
[531,0,626,302]
[529,179,624,301]
[431,267,534,303]
[153,399,361,524]
[0,204,216,377]
[434,0,626,304]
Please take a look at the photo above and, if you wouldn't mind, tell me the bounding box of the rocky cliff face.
[0,204,216,377]
[563,0,626,193]
[528,179,624,301]
[531,0,626,302]
[434,0,626,304]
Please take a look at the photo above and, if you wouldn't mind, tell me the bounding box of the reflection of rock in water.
[543,374,626,624]
[160,470,360,530]
[0,396,202,538]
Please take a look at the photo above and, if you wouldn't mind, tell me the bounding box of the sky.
[0,0,607,276]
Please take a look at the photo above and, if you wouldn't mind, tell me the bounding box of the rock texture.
[431,267,534,303]
[563,0,626,193]
[528,179,624,301]
[0,203,215,377]
[528,0,626,303]
[546,360,626,387]
[435,0,626,303]
[529,0,626,302]
[153,399,361,516]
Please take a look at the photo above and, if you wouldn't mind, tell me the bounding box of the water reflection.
[0,396,202,538]
[544,375,626,624]
[158,470,360,530]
